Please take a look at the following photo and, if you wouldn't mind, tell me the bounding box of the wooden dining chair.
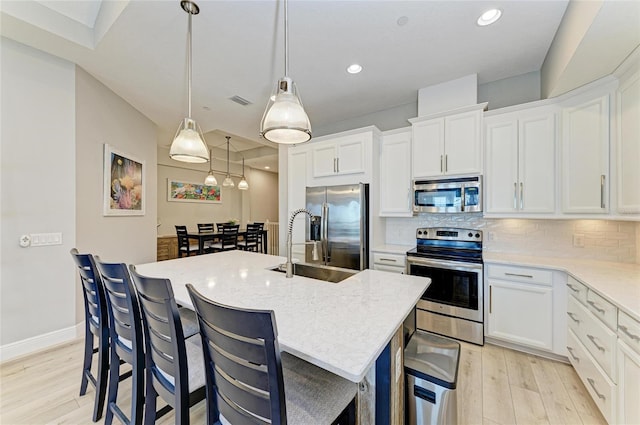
[129,266,206,425]
[70,249,109,422]
[253,222,265,253]
[215,222,227,232]
[237,223,260,252]
[197,223,215,253]
[210,224,239,252]
[186,284,358,425]
[175,225,199,257]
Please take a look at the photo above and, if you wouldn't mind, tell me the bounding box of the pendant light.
[259,0,312,144]
[222,136,235,187]
[204,149,218,186]
[237,157,249,190]
[169,1,209,163]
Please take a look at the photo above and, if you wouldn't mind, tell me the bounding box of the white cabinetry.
[371,252,406,274]
[566,276,617,424]
[485,106,556,215]
[410,104,485,178]
[309,128,376,186]
[485,264,554,351]
[561,95,610,213]
[379,129,412,217]
[616,70,640,213]
[287,146,310,262]
[617,310,640,424]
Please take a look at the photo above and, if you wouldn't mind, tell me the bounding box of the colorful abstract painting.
[103,144,145,216]
[168,179,221,203]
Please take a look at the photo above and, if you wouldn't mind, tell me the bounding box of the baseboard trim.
[485,337,570,364]
[0,322,83,363]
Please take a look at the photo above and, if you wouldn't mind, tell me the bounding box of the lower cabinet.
[617,339,640,424]
[486,273,553,351]
[157,236,178,261]
[371,251,406,274]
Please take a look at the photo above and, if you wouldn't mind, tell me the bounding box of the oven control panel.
[416,227,482,242]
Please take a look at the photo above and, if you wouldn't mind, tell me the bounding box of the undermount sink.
[270,262,357,283]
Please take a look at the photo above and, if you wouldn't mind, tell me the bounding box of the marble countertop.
[136,251,429,383]
[483,252,640,321]
[372,244,414,255]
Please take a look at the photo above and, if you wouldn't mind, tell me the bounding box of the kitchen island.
[136,250,430,423]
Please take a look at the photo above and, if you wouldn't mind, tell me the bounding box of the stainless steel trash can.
[404,331,460,425]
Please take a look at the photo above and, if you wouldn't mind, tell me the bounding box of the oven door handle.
[407,256,483,272]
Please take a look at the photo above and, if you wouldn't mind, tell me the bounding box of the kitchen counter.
[372,244,413,254]
[483,252,640,321]
[135,250,429,383]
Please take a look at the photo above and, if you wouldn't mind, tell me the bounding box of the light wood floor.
[0,338,606,424]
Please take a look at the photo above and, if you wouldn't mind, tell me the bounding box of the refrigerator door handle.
[322,203,329,263]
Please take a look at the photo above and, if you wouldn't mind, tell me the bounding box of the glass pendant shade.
[261,77,311,144]
[204,172,218,186]
[170,118,209,163]
[237,157,249,190]
[223,175,235,187]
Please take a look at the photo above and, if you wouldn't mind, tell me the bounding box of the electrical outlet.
[30,232,63,247]
[573,234,585,248]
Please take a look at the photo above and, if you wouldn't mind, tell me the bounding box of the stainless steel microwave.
[413,176,482,213]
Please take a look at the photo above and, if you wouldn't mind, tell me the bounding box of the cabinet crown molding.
[408,102,488,123]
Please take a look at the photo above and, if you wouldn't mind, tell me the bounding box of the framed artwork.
[168,179,221,203]
[103,144,145,216]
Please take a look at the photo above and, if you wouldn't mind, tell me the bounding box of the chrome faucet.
[284,208,320,278]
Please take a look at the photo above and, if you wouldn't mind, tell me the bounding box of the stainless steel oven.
[406,227,484,345]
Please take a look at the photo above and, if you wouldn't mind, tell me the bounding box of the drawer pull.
[587,378,606,401]
[587,300,606,314]
[504,272,533,279]
[567,284,580,293]
[567,346,580,362]
[587,334,605,352]
[619,325,640,341]
[567,312,580,324]
[379,258,398,263]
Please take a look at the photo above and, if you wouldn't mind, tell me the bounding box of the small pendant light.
[259,0,312,144]
[169,1,209,163]
[222,136,235,187]
[204,148,217,186]
[237,158,249,190]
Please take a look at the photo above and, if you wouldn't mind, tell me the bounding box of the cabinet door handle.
[440,155,444,173]
[489,285,492,314]
[567,346,580,362]
[336,157,339,173]
[379,258,398,263]
[567,312,580,324]
[445,155,448,172]
[513,183,518,209]
[587,300,606,314]
[587,378,606,400]
[333,158,337,173]
[520,182,524,209]
[619,325,640,341]
[587,334,605,352]
[600,175,605,208]
[504,272,533,278]
[567,283,580,293]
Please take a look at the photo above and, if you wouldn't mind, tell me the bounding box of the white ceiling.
[1,0,637,173]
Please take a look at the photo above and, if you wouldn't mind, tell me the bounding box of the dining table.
[187,227,268,254]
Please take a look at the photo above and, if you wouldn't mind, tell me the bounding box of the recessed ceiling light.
[397,16,409,27]
[264,166,270,170]
[346,64,363,74]
[477,9,502,26]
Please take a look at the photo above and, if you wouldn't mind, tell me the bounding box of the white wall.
[313,102,417,137]
[1,39,77,348]
[478,71,541,110]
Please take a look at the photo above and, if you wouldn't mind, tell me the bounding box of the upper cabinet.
[379,129,412,217]
[308,128,377,187]
[616,70,640,214]
[410,104,486,179]
[561,95,610,214]
[485,105,557,215]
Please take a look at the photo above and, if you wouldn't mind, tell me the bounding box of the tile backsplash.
[385,215,639,264]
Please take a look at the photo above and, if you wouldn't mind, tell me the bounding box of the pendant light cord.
[284,0,289,77]
[187,10,193,118]
[226,136,230,174]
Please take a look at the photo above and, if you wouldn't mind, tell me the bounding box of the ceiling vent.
[229,95,252,106]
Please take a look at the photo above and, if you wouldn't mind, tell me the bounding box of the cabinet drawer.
[372,264,405,274]
[486,264,552,286]
[372,252,406,268]
[567,276,588,304]
[618,310,640,354]
[567,329,616,424]
[568,296,617,381]
[586,290,617,330]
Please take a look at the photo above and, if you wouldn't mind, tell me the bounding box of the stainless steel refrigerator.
[305,183,369,270]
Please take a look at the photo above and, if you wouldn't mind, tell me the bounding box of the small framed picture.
[168,179,221,203]
[103,144,145,216]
